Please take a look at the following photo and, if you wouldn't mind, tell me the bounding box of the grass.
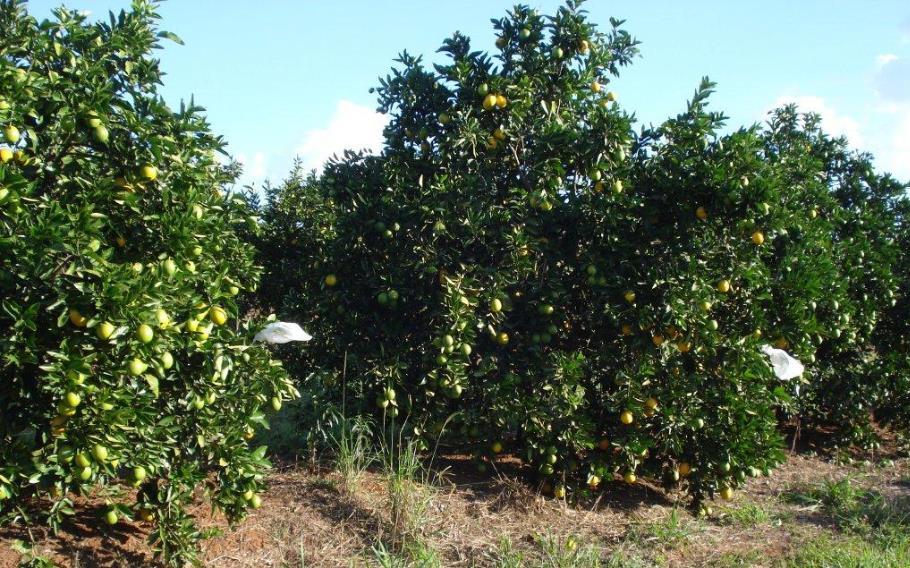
[716,503,777,527]
[779,533,910,567]
[491,535,606,568]
[3,439,909,567]
[379,425,438,555]
[536,533,604,568]
[637,508,695,546]
[490,534,659,568]
[783,477,910,534]
[371,540,442,567]
[328,415,373,494]
[777,476,910,567]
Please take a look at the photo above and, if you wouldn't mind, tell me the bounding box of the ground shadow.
[427,452,675,514]
[0,500,154,568]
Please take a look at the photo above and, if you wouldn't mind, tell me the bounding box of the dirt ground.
[2,442,908,567]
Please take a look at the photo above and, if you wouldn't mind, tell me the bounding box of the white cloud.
[771,95,865,147]
[873,105,910,181]
[874,56,910,103]
[876,53,898,68]
[295,100,387,173]
[235,151,269,186]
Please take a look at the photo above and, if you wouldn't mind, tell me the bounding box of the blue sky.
[25,1,910,185]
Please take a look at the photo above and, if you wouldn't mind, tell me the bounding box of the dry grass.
[2,445,909,567]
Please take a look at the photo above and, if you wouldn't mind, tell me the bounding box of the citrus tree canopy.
[0,2,297,564]
[257,0,909,505]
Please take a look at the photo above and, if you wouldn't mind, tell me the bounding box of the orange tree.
[874,192,910,435]
[762,109,908,445]
[257,1,908,505]
[0,2,297,564]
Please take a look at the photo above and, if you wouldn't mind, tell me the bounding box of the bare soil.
[2,443,908,567]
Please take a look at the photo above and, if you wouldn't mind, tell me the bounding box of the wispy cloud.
[876,53,898,68]
[295,100,387,173]
[235,151,269,187]
[770,95,864,147]
[873,56,910,103]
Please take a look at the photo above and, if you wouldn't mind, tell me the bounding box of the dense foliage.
[0,1,297,564]
[257,1,909,506]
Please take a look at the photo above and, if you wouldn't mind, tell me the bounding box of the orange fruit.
[69,309,88,328]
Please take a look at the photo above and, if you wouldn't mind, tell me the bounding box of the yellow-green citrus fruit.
[96,321,115,340]
[92,444,108,463]
[137,324,154,343]
[129,358,148,376]
[3,125,20,144]
[140,163,157,181]
[210,306,228,326]
[69,309,88,328]
[92,125,109,144]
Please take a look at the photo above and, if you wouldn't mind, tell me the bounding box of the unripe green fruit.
[92,125,109,144]
[96,322,115,340]
[137,324,154,343]
[140,163,157,181]
[4,125,20,144]
[92,444,108,463]
[129,358,148,376]
[64,392,81,408]
[155,308,171,328]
